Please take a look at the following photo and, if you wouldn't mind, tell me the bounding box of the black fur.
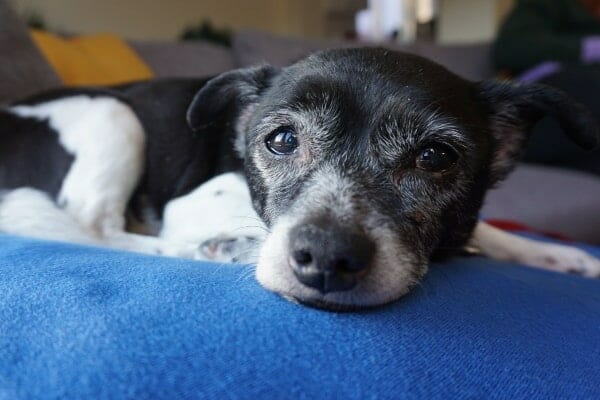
[118,78,231,212]
[187,65,279,134]
[478,80,600,182]
[0,109,73,197]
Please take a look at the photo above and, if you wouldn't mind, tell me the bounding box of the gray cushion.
[0,1,61,104]
[232,30,350,68]
[130,41,235,79]
[232,30,491,81]
[415,41,493,81]
[482,164,600,244]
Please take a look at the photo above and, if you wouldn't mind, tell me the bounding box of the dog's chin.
[256,271,414,311]
[281,294,395,312]
[255,218,425,311]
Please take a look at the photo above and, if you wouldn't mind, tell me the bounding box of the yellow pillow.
[30,29,154,86]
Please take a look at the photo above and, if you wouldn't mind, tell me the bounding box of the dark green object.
[25,12,45,30]
[493,0,600,74]
[180,20,231,47]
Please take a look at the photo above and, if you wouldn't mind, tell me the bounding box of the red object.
[485,219,572,242]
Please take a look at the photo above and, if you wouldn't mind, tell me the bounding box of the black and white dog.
[1,48,599,309]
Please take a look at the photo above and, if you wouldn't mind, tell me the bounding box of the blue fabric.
[0,234,599,400]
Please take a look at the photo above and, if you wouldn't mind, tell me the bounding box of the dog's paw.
[514,242,600,278]
[197,235,260,264]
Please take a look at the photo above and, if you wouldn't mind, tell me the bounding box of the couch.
[1,2,599,398]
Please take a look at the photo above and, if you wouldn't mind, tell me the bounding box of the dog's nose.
[288,222,375,293]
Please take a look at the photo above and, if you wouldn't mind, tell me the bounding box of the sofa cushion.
[232,30,492,81]
[232,29,351,68]
[232,29,419,69]
[30,30,154,86]
[130,40,236,78]
[482,164,600,244]
[415,41,493,81]
[0,1,61,104]
[1,234,599,399]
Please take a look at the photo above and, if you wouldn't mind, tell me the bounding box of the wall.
[7,0,356,40]
[437,0,514,44]
[8,0,513,43]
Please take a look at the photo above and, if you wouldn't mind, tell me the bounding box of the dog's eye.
[265,126,298,155]
[416,145,457,172]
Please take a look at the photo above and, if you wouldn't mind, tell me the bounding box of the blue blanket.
[0,234,599,399]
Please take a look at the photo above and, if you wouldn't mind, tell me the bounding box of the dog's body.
[1,48,599,309]
[1,79,261,259]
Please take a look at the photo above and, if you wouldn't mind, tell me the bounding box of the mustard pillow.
[30,29,154,86]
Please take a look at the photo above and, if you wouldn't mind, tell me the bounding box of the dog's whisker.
[233,263,258,282]
[230,225,270,234]
[230,215,265,222]
[231,249,261,263]
[229,215,269,226]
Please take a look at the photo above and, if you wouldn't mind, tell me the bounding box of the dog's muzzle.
[287,220,375,293]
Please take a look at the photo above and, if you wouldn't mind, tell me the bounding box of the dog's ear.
[186,65,279,133]
[477,80,599,183]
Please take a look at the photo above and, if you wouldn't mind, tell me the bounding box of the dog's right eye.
[265,126,298,155]
[415,144,458,173]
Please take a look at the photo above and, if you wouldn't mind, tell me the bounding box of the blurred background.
[1,0,599,243]
[7,0,512,44]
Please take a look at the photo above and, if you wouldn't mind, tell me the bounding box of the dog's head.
[188,48,599,310]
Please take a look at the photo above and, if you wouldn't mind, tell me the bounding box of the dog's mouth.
[282,294,390,312]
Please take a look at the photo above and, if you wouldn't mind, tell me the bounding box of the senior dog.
[1,48,598,309]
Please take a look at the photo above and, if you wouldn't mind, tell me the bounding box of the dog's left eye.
[265,126,298,155]
[416,144,457,172]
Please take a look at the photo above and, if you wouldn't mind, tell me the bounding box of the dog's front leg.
[470,221,600,277]
[160,172,266,264]
[0,188,200,259]
[104,232,202,259]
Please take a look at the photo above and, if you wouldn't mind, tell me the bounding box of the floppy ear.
[477,80,599,183]
[186,64,279,133]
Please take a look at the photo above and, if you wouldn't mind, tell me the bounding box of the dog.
[1,48,598,310]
